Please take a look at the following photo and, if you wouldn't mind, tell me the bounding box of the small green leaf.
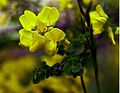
[72,63,82,73]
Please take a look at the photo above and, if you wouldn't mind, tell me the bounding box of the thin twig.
[80,75,87,93]
[77,0,100,93]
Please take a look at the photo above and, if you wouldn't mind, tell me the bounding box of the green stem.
[77,0,100,93]
[80,75,87,93]
[90,27,100,93]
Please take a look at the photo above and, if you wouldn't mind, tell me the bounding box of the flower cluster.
[19,7,65,55]
[90,4,116,45]
[90,4,108,35]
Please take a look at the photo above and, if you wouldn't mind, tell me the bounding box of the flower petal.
[92,20,104,31]
[108,27,116,45]
[93,28,104,35]
[29,31,46,52]
[19,29,33,47]
[38,7,59,25]
[46,41,56,51]
[45,41,57,55]
[45,28,65,42]
[19,10,37,31]
[96,4,108,18]
[41,54,63,67]
[37,20,47,33]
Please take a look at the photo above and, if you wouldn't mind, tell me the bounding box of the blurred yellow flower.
[64,39,70,50]
[108,26,116,45]
[19,7,65,54]
[83,0,96,6]
[90,4,108,35]
[83,0,91,6]
[0,0,8,10]
[0,13,7,26]
[115,27,120,35]
[57,0,73,11]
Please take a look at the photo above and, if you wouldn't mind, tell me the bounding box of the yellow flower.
[108,26,116,45]
[83,0,91,6]
[19,7,65,54]
[90,4,108,35]
[0,13,7,27]
[0,0,8,10]
[57,0,73,11]
[83,0,96,6]
[19,29,46,52]
[115,27,120,35]
[64,39,70,50]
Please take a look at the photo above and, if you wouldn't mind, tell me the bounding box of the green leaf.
[72,63,82,73]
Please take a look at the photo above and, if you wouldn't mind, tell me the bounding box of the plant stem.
[90,27,100,93]
[80,75,87,93]
[77,0,100,93]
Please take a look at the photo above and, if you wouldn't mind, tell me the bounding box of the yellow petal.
[115,27,120,35]
[19,29,33,47]
[41,54,63,67]
[93,28,104,35]
[108,27,116,45]
[90,11,106,35]
[0,14,7,26]
[46,41,56,51]
[96,4,108,18]
[64,39,70,50]
[38,7,59,25]
[90,11,107,23]
[83,0,91,6]
[29,31,46,52]
[45,28,65,42]
[0,0,8,9]
[19,10,37,31]
[45,41,57,55]
[37,20,47,33]
[57,0,73,11]
[92,20,104,31]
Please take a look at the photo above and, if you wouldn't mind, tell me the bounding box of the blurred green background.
[0,0,119,93]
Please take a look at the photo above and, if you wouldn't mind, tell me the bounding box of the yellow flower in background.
[19,7,65,54]
[108,26,116,45]
[64,39,70,50]
[0,13,8,27]
[90,4,108,35]
[115,27,120,35]
[57,0,73,11]
[83,0,96,6]
[0,0,8,10]
[83,0,91,6]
